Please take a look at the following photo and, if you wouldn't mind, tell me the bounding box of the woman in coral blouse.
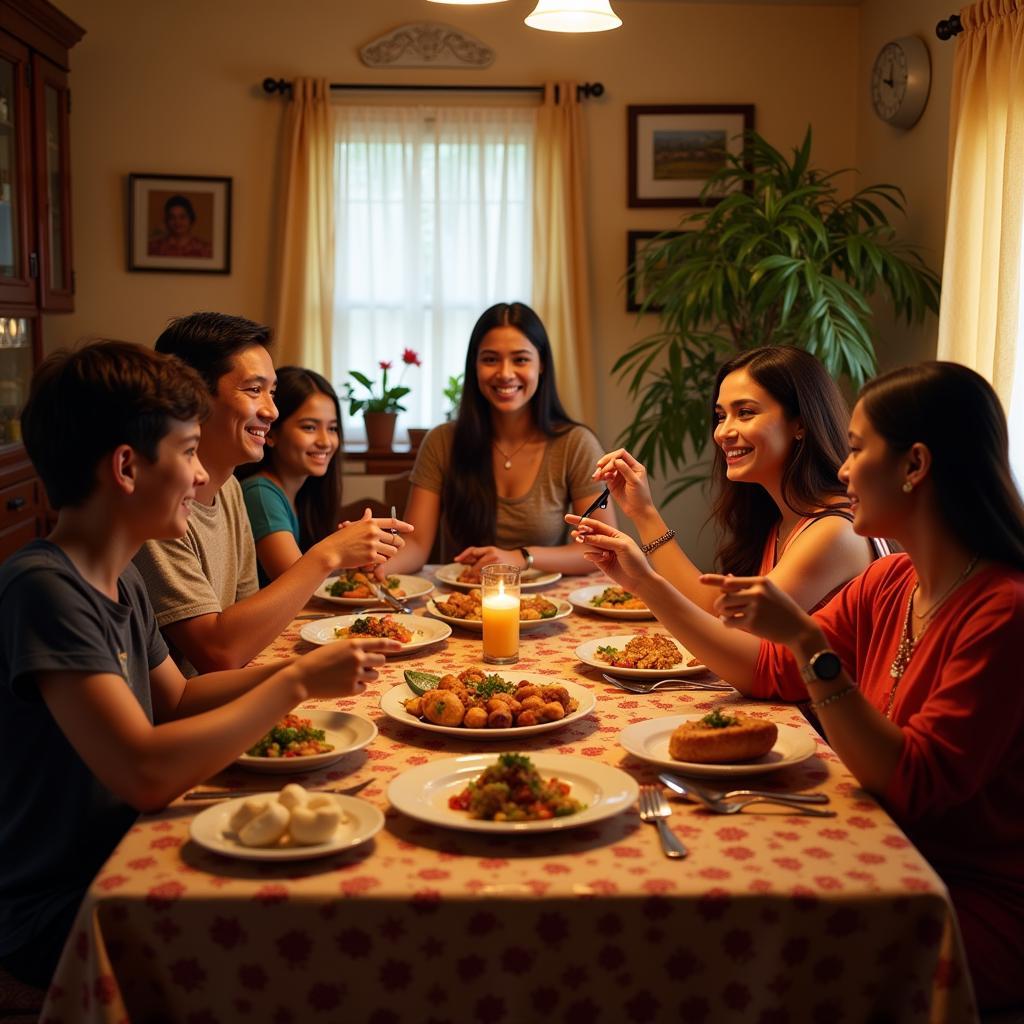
[571,362,1024,1010]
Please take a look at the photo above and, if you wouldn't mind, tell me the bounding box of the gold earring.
[902,481,913,493]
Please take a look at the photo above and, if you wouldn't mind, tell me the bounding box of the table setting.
[40,566,978,1024]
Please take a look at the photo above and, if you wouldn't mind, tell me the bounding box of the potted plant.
[343,348,421,452]
[443,373,464,421]
[616,127,942,503]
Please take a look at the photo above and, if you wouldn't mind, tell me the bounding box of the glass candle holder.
[481,564,521,665]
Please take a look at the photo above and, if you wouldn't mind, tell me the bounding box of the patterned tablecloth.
[41,572,978,1024]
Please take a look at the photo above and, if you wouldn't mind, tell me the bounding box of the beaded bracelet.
[809,685,857,711]
[640,529,676,555]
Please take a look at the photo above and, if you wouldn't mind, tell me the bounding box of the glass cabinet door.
[0,32,33,306]
[0,315,34,446]
[34,55,73,311]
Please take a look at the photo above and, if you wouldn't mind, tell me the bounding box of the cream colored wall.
[48,0,862,565]
[856,0,956,370]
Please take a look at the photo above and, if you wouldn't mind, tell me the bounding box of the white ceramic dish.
[387,753,638,833]
[380,675,595,739]
[314,574,434,607]
[575,634,707,679]
[235,710,377,774]
[424,597,572,632]
[434,563,562,591]
[568,584,655,621]
[189,793,384,861]
[618,713,817,777]
[299,614,452,653]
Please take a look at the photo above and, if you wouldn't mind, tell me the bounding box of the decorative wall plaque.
[360,23,494,69]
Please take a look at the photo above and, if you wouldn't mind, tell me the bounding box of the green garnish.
[404,670,441,695]
[328,577,359,595]
[700,709,739,729]
[596,645,621,658]
[474,674,517,700]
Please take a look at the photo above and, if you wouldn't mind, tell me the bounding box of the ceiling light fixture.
[524,0,622,33]
[426,1,510,5]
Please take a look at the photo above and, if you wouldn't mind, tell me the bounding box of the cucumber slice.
[404,670,441,695]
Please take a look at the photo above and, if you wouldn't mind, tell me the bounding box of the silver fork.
[659,775,835,817]
[603,673,733,693]
[183,779,373,802]
[658,772,829,805]
[637,785,688,858]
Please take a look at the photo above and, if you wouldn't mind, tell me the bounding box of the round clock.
[871,36,931,129]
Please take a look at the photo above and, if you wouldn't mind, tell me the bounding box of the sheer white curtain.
[331,105,535,439]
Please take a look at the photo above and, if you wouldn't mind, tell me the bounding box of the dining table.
[40,570,978,1024]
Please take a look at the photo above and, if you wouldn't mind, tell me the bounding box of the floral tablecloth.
[40,572,977,1024]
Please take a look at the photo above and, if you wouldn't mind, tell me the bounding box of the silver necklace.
[492,438,531,471]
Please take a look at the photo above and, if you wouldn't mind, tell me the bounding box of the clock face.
[871,36,931,129]
[872,42,908,122]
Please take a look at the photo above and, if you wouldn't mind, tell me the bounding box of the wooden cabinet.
[0,1,82,562]
[0,0,82,311]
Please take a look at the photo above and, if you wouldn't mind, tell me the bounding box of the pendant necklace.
[493,438,531,471]
[885,554,979,716]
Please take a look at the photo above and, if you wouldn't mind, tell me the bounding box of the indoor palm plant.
[617,127,941,502]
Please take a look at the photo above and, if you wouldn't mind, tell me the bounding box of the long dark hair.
[711,346,852,575]
[859,362,1024,572]
[441,302,578,549]
[237,366,343,550]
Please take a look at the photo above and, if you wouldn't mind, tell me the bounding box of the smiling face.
[475,326,543,416]
[133,418,209,539]
[839,400,909,537]
[165,204,193,239]
[713,368,803,488]
[199,345,278,471]
[267,391,340,480]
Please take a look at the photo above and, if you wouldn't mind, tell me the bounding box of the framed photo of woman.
[127,173,232,273]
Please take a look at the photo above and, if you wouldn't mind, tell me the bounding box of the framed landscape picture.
[626,230,684,313]
[128,173,232,273]
[628,104,754,208]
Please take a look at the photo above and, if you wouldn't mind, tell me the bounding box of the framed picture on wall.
[627,104,755,208]
[626,230,684,313]
[127,173,232,273]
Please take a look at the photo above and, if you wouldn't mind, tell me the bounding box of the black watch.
[520,547,534,572]
[800,649,842,685]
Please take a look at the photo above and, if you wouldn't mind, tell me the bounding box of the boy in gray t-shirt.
[0,342,397,990]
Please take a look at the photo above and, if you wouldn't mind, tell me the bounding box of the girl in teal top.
[238,367,343,585]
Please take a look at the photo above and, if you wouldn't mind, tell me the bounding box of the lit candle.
[481,565,521,665]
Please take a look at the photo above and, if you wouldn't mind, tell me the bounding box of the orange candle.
[481,565,521,665]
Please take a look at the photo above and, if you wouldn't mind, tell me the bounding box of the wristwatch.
[520,547,534,572]
[799,649,842,685]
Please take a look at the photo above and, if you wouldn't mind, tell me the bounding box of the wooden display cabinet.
[0,1,83,561]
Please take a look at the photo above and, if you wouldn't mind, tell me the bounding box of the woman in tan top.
[387,302,615,576]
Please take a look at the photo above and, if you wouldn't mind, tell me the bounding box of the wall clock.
[871,36,931,129]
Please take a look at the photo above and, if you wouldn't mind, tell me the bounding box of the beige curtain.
[272,78,336,376]
[937,0,1024,405]
[532,81,595,424]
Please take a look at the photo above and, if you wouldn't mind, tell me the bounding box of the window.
[1010,246,1024,490]
[332,105,535,439]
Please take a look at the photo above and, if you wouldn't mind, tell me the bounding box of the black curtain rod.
[935,14,963,40]
[262,78,605,100]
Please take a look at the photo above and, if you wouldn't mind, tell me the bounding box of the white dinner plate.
[424,597,573,632]
[314,574,434,607]
[299,614,452,653]
[387,753,638,833]
[189,793,384,861]
[619,714,817,777]
[235,710,377,774]
[380,675,596,739]
[434,563,562,591]
[575,634,707,679]
[568,584,655,621]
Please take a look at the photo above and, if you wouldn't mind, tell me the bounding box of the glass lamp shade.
[525,0,622,32]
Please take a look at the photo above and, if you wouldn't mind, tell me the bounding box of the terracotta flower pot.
[407,427,429,452]
[363,411,398,453]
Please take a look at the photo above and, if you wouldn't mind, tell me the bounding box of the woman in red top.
[572,362,1024,1010]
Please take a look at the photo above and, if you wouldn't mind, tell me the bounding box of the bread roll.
[238,801,291,847]
[289,803,342,845]
[669,711,778,764]
[229,797,270,833]
[277,783,309,811]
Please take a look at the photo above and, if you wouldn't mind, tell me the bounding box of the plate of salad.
[234,710,378,774]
